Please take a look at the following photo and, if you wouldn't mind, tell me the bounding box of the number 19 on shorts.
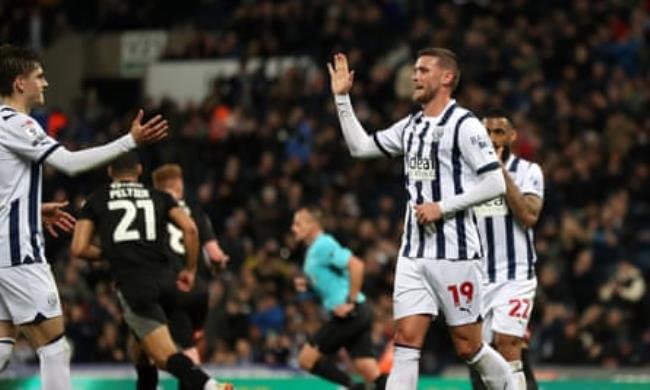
[447,282,474,306]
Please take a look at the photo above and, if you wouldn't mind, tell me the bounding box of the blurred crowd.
[4,0,650,373]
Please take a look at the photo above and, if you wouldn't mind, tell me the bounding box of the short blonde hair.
[298,206,324,227]
[152,164,183,189]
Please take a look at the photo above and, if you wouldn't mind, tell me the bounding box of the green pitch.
[1,377,649,390]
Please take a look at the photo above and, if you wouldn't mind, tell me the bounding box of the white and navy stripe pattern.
[475,156,544,282]
[0,106,59,267]
[373,100,501,260]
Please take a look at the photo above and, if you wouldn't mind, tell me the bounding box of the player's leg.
[0,290,19,372]
[386,315,430,390]
[184,280,209,365]
[387,257,437,390]
[521,345,538,390]
[128,333,158,390]
[2,263,71,390]
[352,358,384,387]
[172,313,201,390]
[0,321,18,372]
[117,290,230,390]
[167,304,197,390]
[448,322,515,390]
[167,280,209,389]
[21,316,72,390]
[469,283,495,390]
[426,259,514,390]
[468,309,490,390]
[299,321,354,387]
[346,303,387,389]
[487,280,537,390]
[493,332,526,389]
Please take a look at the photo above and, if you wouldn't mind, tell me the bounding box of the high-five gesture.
[327,53,355,95]
[42,201,76,237]
[129,109,169,146]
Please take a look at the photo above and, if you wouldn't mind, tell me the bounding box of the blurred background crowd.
[2,0,650,373]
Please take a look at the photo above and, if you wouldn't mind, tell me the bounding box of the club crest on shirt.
[431,126,445,142]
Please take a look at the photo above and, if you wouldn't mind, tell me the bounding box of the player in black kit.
[152,164,229,362]
[128,163,229,390]
[71,152,232,390]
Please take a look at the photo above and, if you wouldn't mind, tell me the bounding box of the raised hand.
[130,109,169,146]
[42,201,76,237]
[327,53,355,95]
[210,243,230,269]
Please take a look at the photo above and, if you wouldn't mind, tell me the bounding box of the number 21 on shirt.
[108,199,156,242]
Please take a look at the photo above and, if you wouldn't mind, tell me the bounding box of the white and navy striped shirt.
[373,100,500,260]
[474,155,544,282]
[0,105,61,268]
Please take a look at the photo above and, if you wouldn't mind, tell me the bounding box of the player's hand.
[414,202,443,224]
[495,145,505,164]
[211,245,230,269]
[176,268,196,292]
[42,201,76,237]
[332,302,355,318]
[327,53,355,95]
[294,276,308,292]
[130,109,169,146]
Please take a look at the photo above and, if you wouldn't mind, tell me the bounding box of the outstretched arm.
[45,110,168,176]
[328,53,382,158]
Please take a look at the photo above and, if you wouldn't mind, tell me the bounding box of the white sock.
[204,378,218,390]
[36,337,72,390]
[386,345,420,390]
[467,342,514,390]
[0,338,15,371]
[510,360,526,390]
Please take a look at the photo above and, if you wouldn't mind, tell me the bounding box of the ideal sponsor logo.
[474,196,509,217]
[407,155,436,180]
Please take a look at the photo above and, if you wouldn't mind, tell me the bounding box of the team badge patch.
[21,119,46,145]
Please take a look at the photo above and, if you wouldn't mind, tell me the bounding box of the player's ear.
[136,164,143,177]
[442,69,455,87]
[510,130,518,143]
[13,76,24,94]
[107,166,113,178]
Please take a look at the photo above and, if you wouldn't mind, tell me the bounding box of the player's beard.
[413,85,436,105]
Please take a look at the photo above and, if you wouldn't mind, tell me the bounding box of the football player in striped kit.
[329,49,516,389]
[470,110,543,390]
[0,44,167,389]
